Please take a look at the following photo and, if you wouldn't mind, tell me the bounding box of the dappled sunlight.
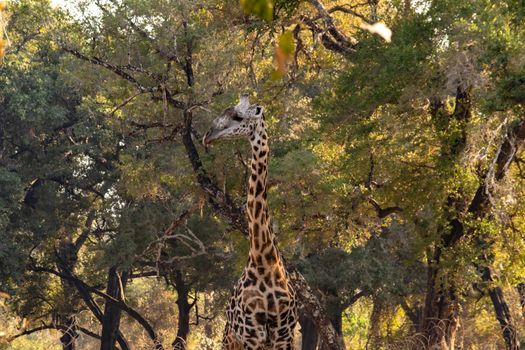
[1,0,524,349]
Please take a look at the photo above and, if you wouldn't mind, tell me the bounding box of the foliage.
[1,0,524,349]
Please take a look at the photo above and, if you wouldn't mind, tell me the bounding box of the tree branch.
[73,210,96,255]
[9,324,100,341]
[446,118,525,246]
[61,46,159,94]
[368,198,403,218]
[32,266,160,350]
[96,0,181,65]
[312,4,371,23]
[305,0,358,55]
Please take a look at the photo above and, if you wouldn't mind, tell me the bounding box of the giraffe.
[203,94,297,350]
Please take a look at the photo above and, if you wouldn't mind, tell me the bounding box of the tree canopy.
[1,0,524,349]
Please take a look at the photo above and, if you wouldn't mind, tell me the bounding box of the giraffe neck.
[246,119,278,267]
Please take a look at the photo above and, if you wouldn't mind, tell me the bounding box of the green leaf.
[240,0,273,21]
[273,30,295,78]
[278,30,295,55]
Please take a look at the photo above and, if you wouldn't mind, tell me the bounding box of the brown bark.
[419,117,525,349]
[56,241,79,350]
[418,249,459,350]
[100,266,129,350]
[418,88,471,349]
[286,263,346,349]
[299,312,319,350]
[172,270,194,350]
[518,283,525,318]
[318,303,344,350]
[481,266,520,350]
[366,298,385,350]
[59,316,78,350]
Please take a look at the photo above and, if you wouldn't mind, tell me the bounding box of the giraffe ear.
[253,105,264,119]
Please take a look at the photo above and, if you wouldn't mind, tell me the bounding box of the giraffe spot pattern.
[221,116,296,349]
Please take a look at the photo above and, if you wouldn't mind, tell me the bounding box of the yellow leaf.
[273,31,295,78]
[278,30,295,55]
[240,0,273,21]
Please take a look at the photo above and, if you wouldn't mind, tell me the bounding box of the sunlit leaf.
[239,0,273,21]
[273,30,295,79]
[0,0,5,59]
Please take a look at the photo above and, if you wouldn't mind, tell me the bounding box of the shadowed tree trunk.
[300,312,319,350]
[57,241,80,350]
[172,270,194,350]
[319,303,344,350]
[58,316,78,350]
[366,298,384,350]
[419,117,525,349]
[418,244,461,350]
[100,266,129,350]
[418,88,471,350]
[419,253,459,350]
[298,288,369,350]
[518,283,525,318]
[481,266,520,350]
[329,309,343,336]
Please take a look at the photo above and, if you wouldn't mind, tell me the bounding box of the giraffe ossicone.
[204,94,298,350]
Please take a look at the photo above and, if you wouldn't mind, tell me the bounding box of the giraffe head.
[203,93,264,145]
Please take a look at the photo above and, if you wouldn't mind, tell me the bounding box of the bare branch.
[129,271,159,279]
[110,91,147,116]
[307,0,358,53]
[9,324,100,342]
[313,4,371,23]
[32,266,163,350]
[62,46,159,94]
[73,210,96,255]
[368,197,403,218]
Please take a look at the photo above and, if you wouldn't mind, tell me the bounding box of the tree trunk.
[417,248,459,350]
[100,266,129,350]
[328,309,343,336]
[418,283,459,350]
[419,108,525,349]
[59,316,78,350]
[366,298,383,349]
[57,241,79,350]
[481,266,520,350]
[319,303,345,350]
[172,270,193,350]
[418,88,471,349]
[286,263,346,350]
[299,312,319,350]
[517,283,525,318]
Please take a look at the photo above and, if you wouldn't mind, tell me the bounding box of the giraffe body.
[204,95,297,350]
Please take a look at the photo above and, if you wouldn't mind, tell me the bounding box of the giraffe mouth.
[202,130,212,146]
[202,128,221,146]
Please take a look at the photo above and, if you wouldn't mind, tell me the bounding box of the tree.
[2,0,525,349]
